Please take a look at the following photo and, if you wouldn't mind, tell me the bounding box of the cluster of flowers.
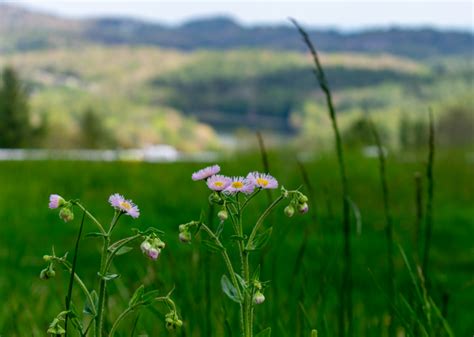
[49,193,165,261]
[283,193,309,217]
[140,235,166,260]
[49,194,74,222]
[192,164,279,194]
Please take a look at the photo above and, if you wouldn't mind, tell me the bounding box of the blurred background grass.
[0,149,472,336]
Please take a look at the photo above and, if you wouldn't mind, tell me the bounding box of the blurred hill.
[0,4,472,150]
[1,4,472,58]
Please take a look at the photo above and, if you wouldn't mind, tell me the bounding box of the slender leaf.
[247,227,273,251]
[202,240,224,253]
[129,285,145,307]
[221,275,241,303]
[255,327,271,337]
[115,246,133,256]
[83,290,98,316]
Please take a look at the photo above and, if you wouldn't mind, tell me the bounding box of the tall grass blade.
[414,172,423,261]
[290,18,352,337]
[422,109,435,286]
[370,121,396,337]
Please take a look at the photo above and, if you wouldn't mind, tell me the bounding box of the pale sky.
[4,0,474,31]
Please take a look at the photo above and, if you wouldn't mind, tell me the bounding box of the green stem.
[74,202,107,235]
[246,195,284,250]
[96,211,119,337]
[200,223,245,336]
[236,201,251,337]
[371,121,396,337]
[108,307,134,337]
[243,251,251,337]
[65,211,85,336]
[54,258,97,316]
[104,234,141,272]
[108,297,170,337]
[200,223,242,300]
[241,189,261,211]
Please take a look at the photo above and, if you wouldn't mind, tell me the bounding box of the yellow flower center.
[120,201,132,210]
[256,178,269,187]
[214,181,224,187]
[232,181,244,189]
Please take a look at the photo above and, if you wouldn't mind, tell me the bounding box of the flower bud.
[47,320,66,335]
[217,209,228,221]
[298,202,309,214]
[166,321,176,331]
[40,265,56,280]
[140,240,151,254]
[178,224,187,232]
[59,207,74,222]
[49,194,66,209]
[298,195,308,204]
[179,231,192,243]
[43,255,53,262]
[152,237,166,249]
[253,291,265,305]
[147,247,160,260]
[47,268,56,278]
[40,268,49,280]
[284,205,295,217]
[209,192,223,205]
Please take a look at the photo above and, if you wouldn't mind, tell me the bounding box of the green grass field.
[0,150,473,336]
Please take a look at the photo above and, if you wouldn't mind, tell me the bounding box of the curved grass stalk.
[108,297,171,337]
[290,18,352,337]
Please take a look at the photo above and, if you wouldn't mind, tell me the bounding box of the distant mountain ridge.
[1,4,472,58]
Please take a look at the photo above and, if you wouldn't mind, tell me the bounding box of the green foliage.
[398,114,428,150]
[0,66,32,147]
[436,105,474,147]
[78,108,115,149]
[344,116,389,148]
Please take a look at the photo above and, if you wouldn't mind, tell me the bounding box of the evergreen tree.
[0,66,32,148]
[79,107,114,149]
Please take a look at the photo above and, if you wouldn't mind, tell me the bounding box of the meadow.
[0,148,472,336]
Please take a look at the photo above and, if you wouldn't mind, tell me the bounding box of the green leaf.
[84,290,98,316]
[347,196,362,235]
[247,227,273,251]
[141,290,161,305]
[255,327,271,337]
[252,265,261,281]
[202,240,224,253]
[234,273,247,292]
[108,235,138,253]
[99,272,120,281]
[85,232,107,238]
[129,285,145,307]
[221,274,241,303]
[115,246,133,256]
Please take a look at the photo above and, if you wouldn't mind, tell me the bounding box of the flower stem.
[54,258,96,316]
[64,211,86,336]
[199,223,245,335]
[246,195,284,250]
[74,202,107,235]
[199,223,242,300]
[96,211,119,337]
